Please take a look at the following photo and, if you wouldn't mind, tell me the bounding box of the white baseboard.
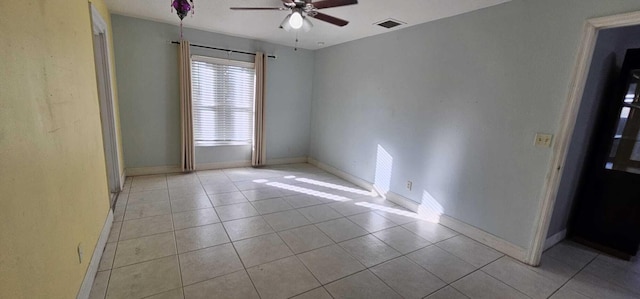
[439,215,528,262]
[544,229,567,251]
[307,157,529,264]
[385,191,420,209]
[77,209,113,299]
[124,157,309,176]
[385,191,528,262]
[125,165,182,176]
[266,157,308,166]
[308,158,378,194]
[120,170,127,191]
[197,160,252,170]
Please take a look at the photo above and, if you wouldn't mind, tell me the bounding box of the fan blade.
[230,7,287,10]
[312,0,357,9]
[282,0,294,3]
[310,12,349,26]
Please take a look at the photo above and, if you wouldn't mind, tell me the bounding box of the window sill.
[196,143,251,147]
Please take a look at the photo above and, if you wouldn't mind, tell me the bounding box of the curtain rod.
[171,41,276,59]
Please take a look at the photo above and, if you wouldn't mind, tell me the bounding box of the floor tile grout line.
[399,245,469,284]
[139,287,183,299]
[544,253,600,299]
[164,174,186,298]
[419,282,471,299]
[98,269,113,299]
[211,192,362,211]
[207,168,264,299]
[437,250,542,299]
[105,188,131,289]
[106,175,160,299]
[105,247,181,270]
[114,227,175,243]
[310,222,364,244]
[216,229,414,288]
[366,256,436,298]
[430,236,503,267]
[122,178,440,242]
[217,209,370,238]
[99,226,495,290]
[476,269,534,299]
[285,286,335,299]
[441,285,472,299]
[190,177,390,205]
[479,255,569,299]
[113,167,464,298]
[179,268,250,290]
[543,246,600,271]
[266,231,327,298]
[585,256,640,296]
[322,268,385,290]
[251,187,362,285]
[248,197,296,216]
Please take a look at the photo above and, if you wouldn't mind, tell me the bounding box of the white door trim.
[91,4,122,193]
[527,10,640,266]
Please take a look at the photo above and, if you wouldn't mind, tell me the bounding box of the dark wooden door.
[571,48,640,259]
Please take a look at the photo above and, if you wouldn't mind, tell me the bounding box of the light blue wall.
[310,0,640,249]
[548,25,640,237]
[111,15,313,168]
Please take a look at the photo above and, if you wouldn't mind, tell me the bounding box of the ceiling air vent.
[375,19,406,29]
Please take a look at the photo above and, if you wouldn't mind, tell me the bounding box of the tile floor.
[89,163,640,299]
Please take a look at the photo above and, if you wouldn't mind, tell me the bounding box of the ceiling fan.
[230,0,358,32]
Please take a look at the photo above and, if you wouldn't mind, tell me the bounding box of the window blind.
[191,56,255,146]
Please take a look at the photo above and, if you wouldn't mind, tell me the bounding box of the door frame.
[90,4,122,194]
[528,11,640,265]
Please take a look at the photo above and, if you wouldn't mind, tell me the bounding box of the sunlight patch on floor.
[293,177,376,197]
[354,201,439,223]
[266,182,351,202]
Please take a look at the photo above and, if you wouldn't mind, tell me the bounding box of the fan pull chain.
[294,32,299,51]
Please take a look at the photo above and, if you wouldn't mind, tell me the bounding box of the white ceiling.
[105,0,510,50]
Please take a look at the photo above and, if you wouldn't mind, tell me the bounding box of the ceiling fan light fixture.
[302,17,313,32]
[289,11,304,29]
[280,14,293,31]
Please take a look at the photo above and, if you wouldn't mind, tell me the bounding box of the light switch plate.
[534,133,553,148]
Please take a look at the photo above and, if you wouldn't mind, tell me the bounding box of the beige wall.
[0,0,116,297]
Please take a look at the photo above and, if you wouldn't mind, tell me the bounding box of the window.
[191,56,255,146]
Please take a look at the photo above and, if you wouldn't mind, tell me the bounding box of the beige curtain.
[179,40,195,172]
[252,52,267,166]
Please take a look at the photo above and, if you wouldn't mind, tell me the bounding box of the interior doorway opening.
[529,12,640,266]
[91,4,122,206]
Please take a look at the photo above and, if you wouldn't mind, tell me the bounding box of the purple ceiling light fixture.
[171,0,194,38]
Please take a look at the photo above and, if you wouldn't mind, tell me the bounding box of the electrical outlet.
[534,133,553,148]
[77,243,84,264]
[406,181,412,191]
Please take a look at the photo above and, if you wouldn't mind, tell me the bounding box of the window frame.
[190,55,256,147]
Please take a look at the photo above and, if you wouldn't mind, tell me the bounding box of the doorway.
[570,47,640,259]
[91,4,122,203]
[528,11,640,266]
